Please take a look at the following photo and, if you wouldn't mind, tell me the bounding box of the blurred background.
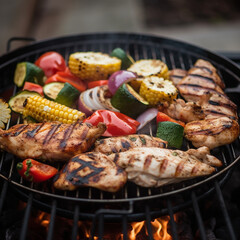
[0,0,240,55]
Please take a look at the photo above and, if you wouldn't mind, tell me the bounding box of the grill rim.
[0,32,240,206]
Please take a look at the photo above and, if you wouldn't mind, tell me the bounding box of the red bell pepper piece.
[87,80,108,89]
[156,112,185,127]
[23,82,44,96]
[17,159,58,182]
[35,51,67,78]
[45,70,87,92]
[83,110,140,137]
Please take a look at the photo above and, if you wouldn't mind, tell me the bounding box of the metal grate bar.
[167,200,179,240]
[214,181,237,240]
[0,181,8,215]
[46,200,57,240]
[122,215,128,240]
[20,193,33,240]
[145,204,154,240]
[97,214,104,239]
[191,191,207,240]
[71,205,79,240]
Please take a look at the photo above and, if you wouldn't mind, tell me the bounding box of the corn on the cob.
[68,52,121,82]
[139,76,177,105]
[23,96,85,124]
[127,59,169,79]
[0,99,11,129]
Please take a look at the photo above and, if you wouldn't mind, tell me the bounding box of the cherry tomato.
[35,51,66,78]
[17,159,58,182]
[156,112,185,127]
[83,110,140,137]
[45,71,87,92]
[23,82,44,96]
[87,80,108,89]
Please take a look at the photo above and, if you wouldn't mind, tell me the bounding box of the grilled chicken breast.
[54,152,127,192]
[94,134,167,155]
[0,121,106,162]
[109,147,221,187]
[158,98,205,123]
[184,117,239,149]
[169,69,187,85]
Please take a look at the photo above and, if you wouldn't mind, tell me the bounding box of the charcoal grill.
[0,33,240,240]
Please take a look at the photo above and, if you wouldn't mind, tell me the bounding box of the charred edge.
[117,167,125,175]
[43,123,61,145]
[193,66,213,74]
[144,155,152,170]
[26,122,45,138]
[69,157,104,185]
[112,147,118,153]
[121,140,131,150]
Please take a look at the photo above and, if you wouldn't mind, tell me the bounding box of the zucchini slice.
[110,48,135,69]
[55,82,80,107]
[43,82,65,100]
[14,62,45,87]
[110,83,149,119]
[8,90,41,114]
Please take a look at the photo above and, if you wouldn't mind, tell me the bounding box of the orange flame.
[129,221,145,240]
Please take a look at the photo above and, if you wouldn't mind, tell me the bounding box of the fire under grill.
[0,34,240,239]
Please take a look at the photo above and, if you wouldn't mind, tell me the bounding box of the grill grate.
[0,34,240,239]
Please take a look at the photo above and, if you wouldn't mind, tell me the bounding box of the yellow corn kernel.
[139,76,178,106]
[23,96,85,123]
[68,52,121,82]
[128,59,169,79]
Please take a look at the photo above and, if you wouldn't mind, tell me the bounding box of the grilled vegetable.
[110,47,135,69]
[23,82,44,96]
[0,99,11,129]
[35,51,66,78]
[45,70,87,93]
[55,82,80,107]
[87,80,108,89]
[17,159,58,182]
[156,112,185,127]
[111,83,149,119]
[156,121,184,149]
[127,59,169,79]
[43,82,65,100]
[14,62,45,87]
[8,90,41,114]
[83,110,140,137]
[23,95,85,123]
[68,52,121,82]
[139,76,178,105]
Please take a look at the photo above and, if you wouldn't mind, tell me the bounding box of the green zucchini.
[110,83,149,118]
[8,90,41,114]
[110,48,135,70]
[156,121,184,149]
[14,62,45,87]
[55,82,80,107]
[43,82,65,100]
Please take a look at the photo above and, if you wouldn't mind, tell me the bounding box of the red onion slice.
[108,70,137,94]
[136,108,159,130]
[77,93,94,117]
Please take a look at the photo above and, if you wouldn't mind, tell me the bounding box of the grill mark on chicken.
[188,73,216,84]
[159,158,168,174]
[179,83,222,93]
[193,66,213,74]
[68,156,105,185]
[26,123,45,138]
[175,161,185,176]
[43,123,61,145]
[121,140,131,150]
[8,125,28,136]
[113,153,119,163]
[144,155,152,170]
